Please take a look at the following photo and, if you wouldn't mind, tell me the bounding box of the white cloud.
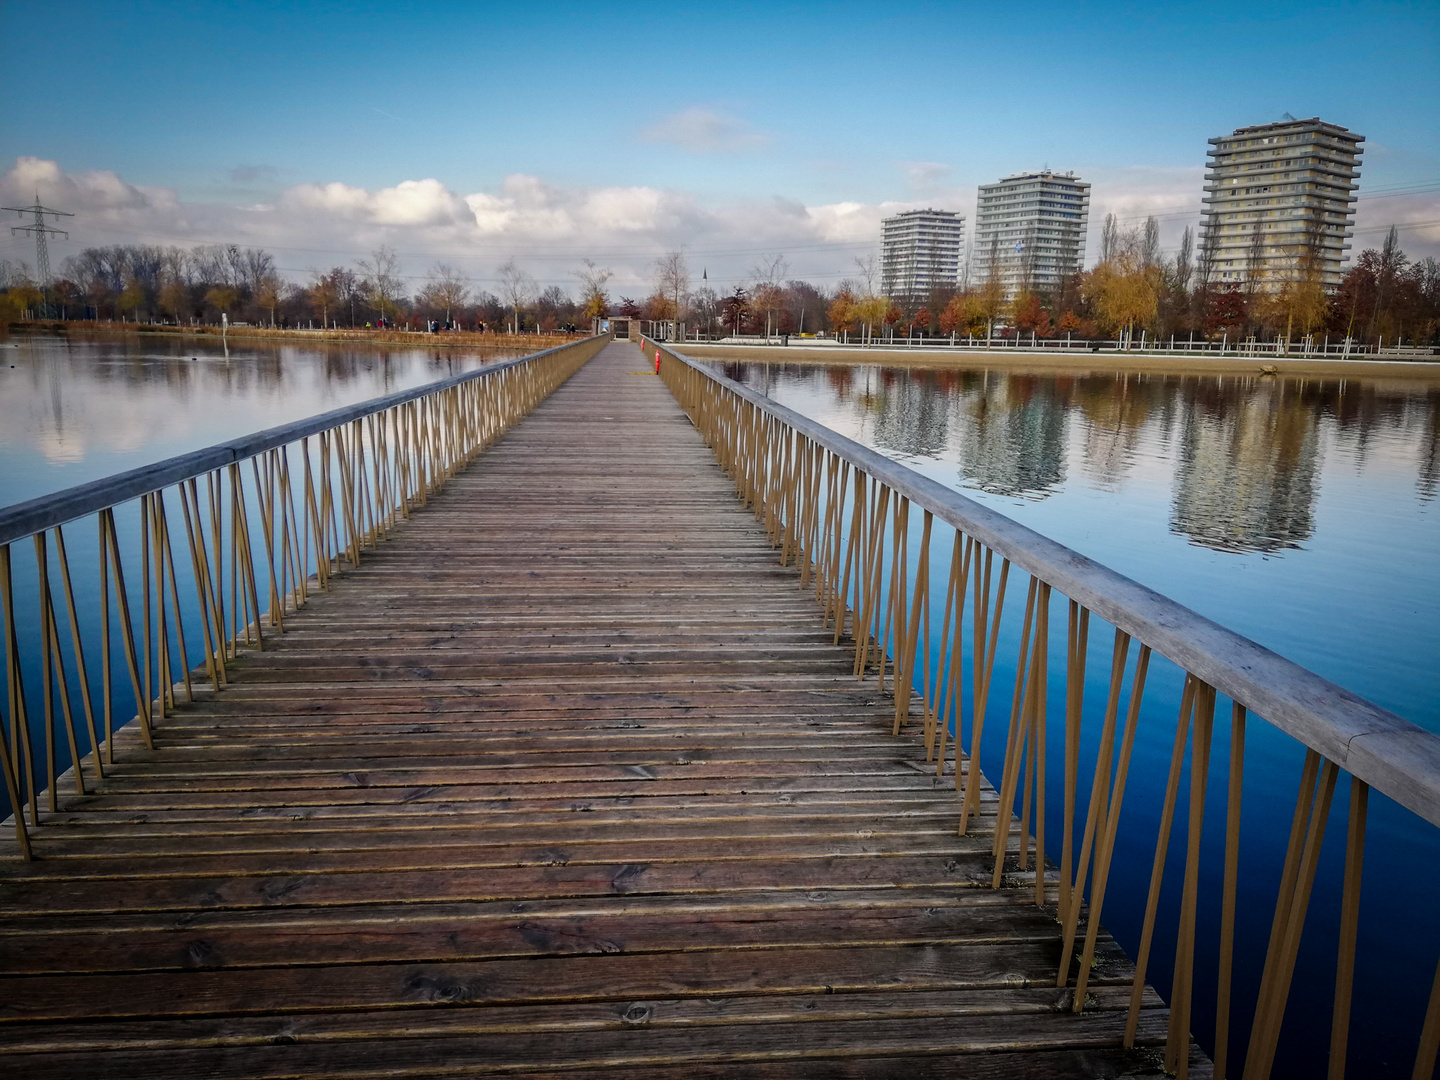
[641,109,770,153]
[904,161,952,188]
[9,155,1428,297]
[282,178,469,227]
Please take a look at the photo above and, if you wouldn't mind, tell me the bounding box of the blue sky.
[2,0,1436,292]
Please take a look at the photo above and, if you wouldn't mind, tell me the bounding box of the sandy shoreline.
[676,342,1440,383]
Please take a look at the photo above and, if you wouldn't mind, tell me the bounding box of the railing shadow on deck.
[644,335,1440,1080]
[0,334,606,845]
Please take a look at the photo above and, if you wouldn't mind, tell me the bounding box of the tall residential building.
[880,209,965,305]
[973,171,1090,298]
[1200,117,1363,292]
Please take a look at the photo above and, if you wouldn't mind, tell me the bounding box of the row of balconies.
[1206,164,1358,182]
[1207,148,1360,167]
[1209,134,1362,156]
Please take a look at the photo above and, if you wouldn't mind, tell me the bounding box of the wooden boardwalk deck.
[0,341,1199,1077]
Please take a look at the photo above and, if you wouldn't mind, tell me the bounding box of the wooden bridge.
[4,336,1438,1078]
[0,340,1195,1078]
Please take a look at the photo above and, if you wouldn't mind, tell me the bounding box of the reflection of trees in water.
[1419,390,1440,502]
[1073,373,1160,488]
[870,369,949,458]
[1171,379,1321,553]
[954,372,1068,499]
[711,359,1438,520]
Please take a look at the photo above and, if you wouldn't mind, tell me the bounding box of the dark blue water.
[711,357,1440,1079]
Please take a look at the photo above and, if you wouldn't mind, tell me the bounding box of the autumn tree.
[1083,217,1163,346]
[722,288,750,336]
[255,274,282,327]
[853,296,887,345]
[159,280,189,325]
[1269,224,1329,347]
[938,295,965,337]
[205,286,238,320]
[828,288,856,340]
[643,292,676,322]
[883,300,903,341]
[120,277,146,322]
[8,280,43,318]
[576,259,612,323]
[1204,290,1247,339]
[308,270,340,328]
[1011,291,1045,334]
[975,275,1006,342]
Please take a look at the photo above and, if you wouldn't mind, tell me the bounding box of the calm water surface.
[0,333,521,507]
[711,357,1439,1077]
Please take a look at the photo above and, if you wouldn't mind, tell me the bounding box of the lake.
[0,333,524,510]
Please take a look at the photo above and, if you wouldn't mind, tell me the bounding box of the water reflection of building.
[870,370,949,458]
[955,374,1067,498]
[1171,381,1321,552]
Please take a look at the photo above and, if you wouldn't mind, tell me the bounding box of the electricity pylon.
[3,194,73,288]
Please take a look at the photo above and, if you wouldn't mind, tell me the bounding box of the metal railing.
[689,334,1437,359]
[0,335,606,853]
[647,335,1440,1080]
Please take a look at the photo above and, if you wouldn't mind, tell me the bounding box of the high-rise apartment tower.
[1200,117,1363,292]
[880,209,965,305]
[973,171,1090,298]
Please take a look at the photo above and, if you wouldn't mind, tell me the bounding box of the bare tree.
[1099,213,1119,263]
[1243,222,1268,325]
[1140,216,1160,268]
[653,249,691,340]
[359,245,404,322]
[749,254,788,341]
[496,258,536,333]
[1174,226,1194,294]
[852,254,878,298]
[422,263,470,324]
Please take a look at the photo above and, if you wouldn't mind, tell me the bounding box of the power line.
[2,195,73,288]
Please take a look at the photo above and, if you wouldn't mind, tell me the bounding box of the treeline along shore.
[2,318,587,353]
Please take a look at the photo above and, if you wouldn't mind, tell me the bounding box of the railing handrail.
[0,337,602,547]
[651,337,1440,827]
